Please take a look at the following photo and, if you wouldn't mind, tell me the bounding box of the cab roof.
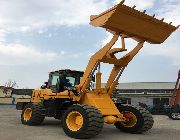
[50,69,84,74]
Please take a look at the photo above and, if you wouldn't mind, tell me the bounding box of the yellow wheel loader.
[16,1,178,139]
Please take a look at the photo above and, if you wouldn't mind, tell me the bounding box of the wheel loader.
[16,1,179,139]
[168,70,180,120]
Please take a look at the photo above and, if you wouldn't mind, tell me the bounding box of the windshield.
[65,76,76,87]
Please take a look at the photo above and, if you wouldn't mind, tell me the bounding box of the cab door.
[48,74,60,93]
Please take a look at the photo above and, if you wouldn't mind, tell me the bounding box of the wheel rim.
[66,111,83,131]
[171,113,180,119]
[121,111,137,127]
[23,108,32,121]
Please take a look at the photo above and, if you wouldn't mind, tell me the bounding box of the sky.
[0,0,179,89]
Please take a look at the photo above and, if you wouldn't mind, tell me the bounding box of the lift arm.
[105,40,144,95]
[76,0,178,98]
[77,33,144,96]
[77,34,120,93]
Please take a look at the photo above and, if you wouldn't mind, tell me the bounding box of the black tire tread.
[168,112,180,120]
[62,104,103,139]
[168,105,180,120]
[21,103,45,126]
[73,104,103,139]
[115,105,154,133]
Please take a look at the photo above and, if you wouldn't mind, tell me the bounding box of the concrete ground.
[0,105,179,140]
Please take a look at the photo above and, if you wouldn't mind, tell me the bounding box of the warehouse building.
[113,82,175,114]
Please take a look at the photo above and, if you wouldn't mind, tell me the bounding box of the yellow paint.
[80,91,120,115]
[66,111,83,131]
[31,89,79,103]
[121,111,137,128]
[23,108,32,121]
[96,72,102,90]
[104,116,117,124]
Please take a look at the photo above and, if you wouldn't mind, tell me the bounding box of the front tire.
[114,105,154,133]
[21,103,45,125]
[62,104,104,139]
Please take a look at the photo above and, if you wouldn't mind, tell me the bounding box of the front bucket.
[90,2,178,44]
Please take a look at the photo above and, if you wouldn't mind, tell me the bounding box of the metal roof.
[116,82,175,90]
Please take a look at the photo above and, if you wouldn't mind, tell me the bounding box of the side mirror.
[41,84,47,89]
[44,82,48,85]
[41,82,48,89]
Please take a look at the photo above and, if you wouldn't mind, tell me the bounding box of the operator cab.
[42,69,84,93]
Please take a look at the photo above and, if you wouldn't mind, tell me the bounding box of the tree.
[2,80,17,96]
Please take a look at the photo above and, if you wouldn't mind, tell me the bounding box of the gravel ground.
[0,105,179,140]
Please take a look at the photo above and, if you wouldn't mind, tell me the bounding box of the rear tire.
[21,103,45,126]
[62,104,104,139]
[114,105,154,133]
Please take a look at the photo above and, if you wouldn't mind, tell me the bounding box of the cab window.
[51,75,60,86]
[66,77,75,87]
